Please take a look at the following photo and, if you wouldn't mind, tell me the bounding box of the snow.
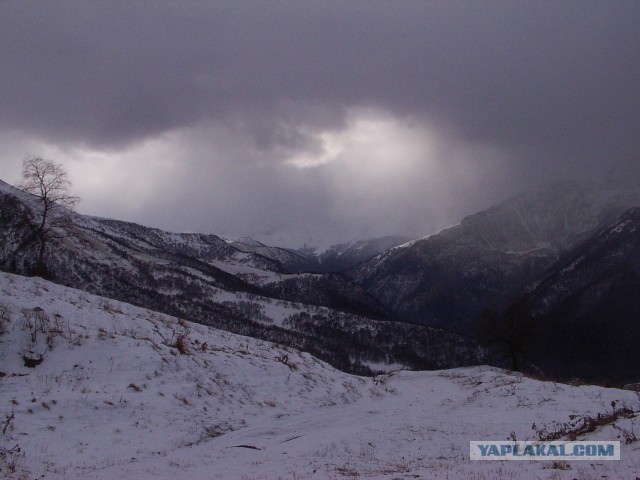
[610,220,631,235]
[0,179,16,194]
[205,259,283,285]
[1,271,639,479]
[0,179,40,208]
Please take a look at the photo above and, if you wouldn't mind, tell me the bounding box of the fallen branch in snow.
[2,413,14,435]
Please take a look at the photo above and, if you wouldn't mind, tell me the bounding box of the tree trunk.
[36,234,47,277]
[510,343,519,372]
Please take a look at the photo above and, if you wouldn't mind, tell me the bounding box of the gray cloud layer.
[1,1,639,246]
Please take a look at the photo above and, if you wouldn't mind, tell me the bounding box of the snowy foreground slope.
[1,272,639,479]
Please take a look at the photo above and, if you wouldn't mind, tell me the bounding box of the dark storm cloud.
[1,1,639,244]
[2,1,639,158]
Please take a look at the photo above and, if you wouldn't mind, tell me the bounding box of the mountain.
[349,180,640,334]
[1,271,638,479]
[5,174,640,381]
[231,235,412,273]
[312,236,412,272]
[229,237,321,273]
[518,206,640,382]
[0,179,483,374]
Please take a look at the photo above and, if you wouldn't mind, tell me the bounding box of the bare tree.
[476,295,534,372]
[20,156,79,276]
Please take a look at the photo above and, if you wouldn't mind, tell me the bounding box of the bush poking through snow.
[19,307,51,345]
[21,353,44,368]
[0,444,25,476]
[0,412,26,477]
[275,352,298,371]
[548,460,570,470]
[533,405,637,441]
[16,306,53,367]
[0,303,10,335]
[157,318,191,354]
[174,333,189,355]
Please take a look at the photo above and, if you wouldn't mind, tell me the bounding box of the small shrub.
[613,422,638,444]
[160,323,190,354]
[21,307,49,343]
[0,444,25,476]
[0,303,10,335]
[203,423,233,438]
[97,327,114,340]
[275,353,298,371]
[174,333,189,355]
[549,460,570,470]
[22,353,44,368]
[534,406,636,441]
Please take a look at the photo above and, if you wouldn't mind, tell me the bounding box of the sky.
[1,1,639,248]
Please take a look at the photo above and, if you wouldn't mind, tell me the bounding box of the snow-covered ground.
[0,272,638,479]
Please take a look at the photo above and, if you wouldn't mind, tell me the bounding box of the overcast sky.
[1,1,639,248]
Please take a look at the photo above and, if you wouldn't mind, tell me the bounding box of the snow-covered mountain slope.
[311,236,413,272]
[349,180,640,334]
[229,237,321,273]
[518,206,640,382]
[437,180,640,253]
[529,206,640,314]
[231,235,412,273]
[1,271,639,479]
[0,179,482,374]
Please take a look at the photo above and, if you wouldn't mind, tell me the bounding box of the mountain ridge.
[3,176,640,380]
[348,179,640,334]
[0,178,484,374]
[515,205,640,382]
